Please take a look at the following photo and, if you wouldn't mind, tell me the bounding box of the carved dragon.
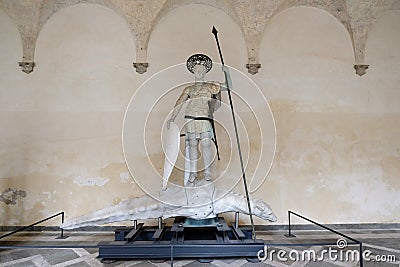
[61,181,276,229]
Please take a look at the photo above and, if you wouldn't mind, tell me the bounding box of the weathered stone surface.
[0,188,27,205]
[246,63,261,75]
[346,0,395,75]
[354,64,369,76]
[133,62,149,74]
[18,61,35,74]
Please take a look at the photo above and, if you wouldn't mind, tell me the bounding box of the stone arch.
[0,8,28,110]
[154,0,241,29]
[260,5,354,63]
[269,0,354,59]
[0,8,22,65]
[365,10,400,71]
[34,2,136,111]
[365,9,400,82]
[0,1,41,73]
[38,0,119,31]
[260,3,356,76]
[271,0,352,34]
[146,3,247,73]
[345,0,397,76]
[139,0,243,72]
[18,0,132,74]
[258,5,355,110]
[238,0,354,75]
[364,9,400,114]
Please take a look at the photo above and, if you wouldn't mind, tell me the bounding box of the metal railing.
[0,211,66,240]
[286,210,364,267]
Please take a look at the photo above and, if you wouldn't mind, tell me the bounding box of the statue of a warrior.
[167,54,232,186]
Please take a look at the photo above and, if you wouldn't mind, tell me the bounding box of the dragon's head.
[252,200,277,222]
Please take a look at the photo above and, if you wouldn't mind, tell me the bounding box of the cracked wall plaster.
[0,188,27,205]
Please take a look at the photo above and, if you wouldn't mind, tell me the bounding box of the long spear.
[212,26,256,240]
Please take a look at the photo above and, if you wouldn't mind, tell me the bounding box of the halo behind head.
[186,54,212,74]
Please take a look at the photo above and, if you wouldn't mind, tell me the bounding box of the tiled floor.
[0,228,399,267]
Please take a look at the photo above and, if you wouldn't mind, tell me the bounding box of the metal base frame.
[98,217,264,260]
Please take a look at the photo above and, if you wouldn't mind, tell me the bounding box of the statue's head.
[187,54,212,80]
[252,199,277,222]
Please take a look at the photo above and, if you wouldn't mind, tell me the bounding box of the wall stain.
[0,188,27,205]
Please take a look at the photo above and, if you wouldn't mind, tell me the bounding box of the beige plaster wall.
[0,4,144,225]
[0,4,399,226]
[253,7,400,224]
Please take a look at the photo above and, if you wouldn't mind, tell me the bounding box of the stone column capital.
[246,63,261,75]
[354,64,369,76]
[133,62,149,74]
[19,61,35,74]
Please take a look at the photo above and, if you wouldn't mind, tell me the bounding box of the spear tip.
[212,26,218,36]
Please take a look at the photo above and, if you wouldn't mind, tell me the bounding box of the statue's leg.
[188,132,198,183]
[201,131,213,181]
[184,136,190,186]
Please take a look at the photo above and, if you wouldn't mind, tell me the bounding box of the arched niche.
[34,3,136,112]
[14,4,139,222]
[147,4,247,74]
[365,10,400,114]
[366,11,400,69]
[0,9,21,68]
[0,9,33,110]
[258,6,355,112]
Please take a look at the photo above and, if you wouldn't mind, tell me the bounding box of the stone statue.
[60,56,277,230]
[61,180,276,229]
[167,54,232,187]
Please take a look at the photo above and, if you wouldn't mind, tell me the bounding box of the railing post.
[285,211,296,238]
[56,212,68,239]
[284,210,363,267]
[61,212,64,238]
[0,211,68,240]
